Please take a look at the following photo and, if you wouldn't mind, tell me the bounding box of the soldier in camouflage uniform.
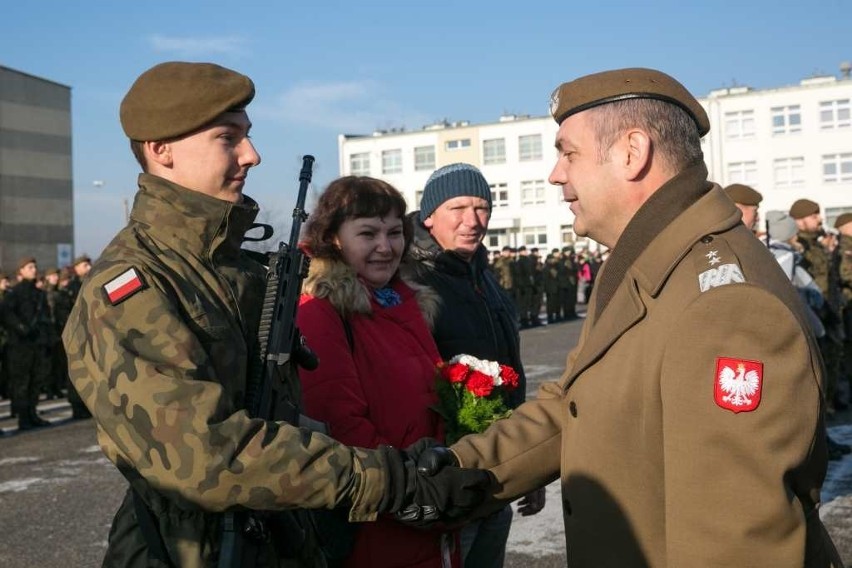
[2,257,54,430]
[543,249,561,323]
[43,267,70,399]
[514,246,535,327]
[790,199,844,411]
[492,245,515,295]
[62,61,491,568]
[529,248,544,326]
[64,254,92,302]
[834,212,852,410]
[558,245,578,320]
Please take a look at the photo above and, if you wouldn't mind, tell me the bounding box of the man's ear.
[623,128,652,181]
[423,215,434,229]
[145,140,173,168]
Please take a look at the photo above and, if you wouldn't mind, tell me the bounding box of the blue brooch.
[373,286,402,308]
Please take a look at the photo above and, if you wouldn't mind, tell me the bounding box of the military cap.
[17,256,36,271]
[120,61,255,141]
[0,271,8,280]
[501,245,512,252]
[789,198,820,220]
[562,246,573,253]
[549,67,710,136]
[723,183,762,206]
[834,213,852,230]
[44,267,60,276]
[73,254,92,266]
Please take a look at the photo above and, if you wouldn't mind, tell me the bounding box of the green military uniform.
[63,174,391,566]
[530,251,544,326]
[797,230,844,408]
[44,277,71,398]
[514,251,534,327]
[2,277,54,429]
[834,218,852,408]
[492,254,514,295]
[543,254,561,323]
[0,280,8,401]
[558,249,578,319]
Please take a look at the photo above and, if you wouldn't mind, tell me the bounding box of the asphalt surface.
[0,310,850,567]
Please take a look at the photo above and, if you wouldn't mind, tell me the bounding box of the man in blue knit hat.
[403,163,546,568]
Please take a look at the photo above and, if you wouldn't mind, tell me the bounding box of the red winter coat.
[298,258,455,568]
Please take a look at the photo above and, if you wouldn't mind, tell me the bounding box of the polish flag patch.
[104,268,147,305]
[714,357,763,413]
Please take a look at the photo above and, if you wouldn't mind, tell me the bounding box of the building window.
[724,110,755,139]
[773,157,805,187]
[561,225,574,246]
[446,138,471,151]
[520,179,546,206]
[771,105,801,135]
[727,161,758,186]
[350,152,370,176]
[521,225,547,247]
[486,228,508,250]
[483,138,506,165]
[381,149,402,174]
[414,190,424,208]
[490,182,509,208]
[414,145,435,171]
[519,134,543,161]
[822,153,852,183]
[820,99,851,130]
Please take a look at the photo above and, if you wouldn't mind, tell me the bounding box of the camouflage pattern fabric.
[63,174,388,567]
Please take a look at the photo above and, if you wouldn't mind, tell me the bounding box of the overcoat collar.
[563,179,742,388]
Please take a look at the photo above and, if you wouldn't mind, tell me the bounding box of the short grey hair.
[588,98,703,172]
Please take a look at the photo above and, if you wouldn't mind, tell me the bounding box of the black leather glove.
[416,445,458,476]
[378,445,492,526]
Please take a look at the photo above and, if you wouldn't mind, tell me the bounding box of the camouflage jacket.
[797,231,830,295]
[45,283,74,334]
[1,279,54,346]
[62,174,387,567]
[838,234,852,303]
[492,256,514,290]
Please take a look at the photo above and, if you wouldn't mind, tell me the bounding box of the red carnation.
[443,363,469,383]
[466,370,495,397]
[499,365,519,390]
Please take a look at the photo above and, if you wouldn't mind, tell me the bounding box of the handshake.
[378,438,493,526]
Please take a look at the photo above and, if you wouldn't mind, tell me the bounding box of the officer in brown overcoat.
[723,182,762,233]
[422,68,842,566]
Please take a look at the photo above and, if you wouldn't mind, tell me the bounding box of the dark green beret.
[789,198,820,220]
[44,267,60,276]
[723,183,762,206]
[73,254,92,266]
[120,61,255,141]
[835,213,852,229]
[17,256,36,271]
[549,67,710,136]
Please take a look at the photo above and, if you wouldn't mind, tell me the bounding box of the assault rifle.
[219,155,323,568]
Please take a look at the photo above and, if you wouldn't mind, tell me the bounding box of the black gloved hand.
[378,445,492,527]
[416,446,458,476]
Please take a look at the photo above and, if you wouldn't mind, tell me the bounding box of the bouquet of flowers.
[433,354,520,445]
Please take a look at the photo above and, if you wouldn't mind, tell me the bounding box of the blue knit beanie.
[418,163,493,222]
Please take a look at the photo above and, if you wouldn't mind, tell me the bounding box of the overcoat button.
[569,401,578,417]
[700,235,713,244]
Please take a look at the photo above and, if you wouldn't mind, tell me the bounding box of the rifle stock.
[219,155,319,568]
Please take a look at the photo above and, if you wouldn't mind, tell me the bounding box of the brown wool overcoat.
[452,179,842,567]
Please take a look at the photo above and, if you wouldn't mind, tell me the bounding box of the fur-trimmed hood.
[302,257,441,329]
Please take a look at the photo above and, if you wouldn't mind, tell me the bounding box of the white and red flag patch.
[714,357,763,413]
[104,268,147,305]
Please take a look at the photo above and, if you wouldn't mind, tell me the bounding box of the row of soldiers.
[725,185,852,460]
[0,255,93,431]
[490,245,603,328]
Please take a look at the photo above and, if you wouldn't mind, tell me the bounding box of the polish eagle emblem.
[714,357,763,413]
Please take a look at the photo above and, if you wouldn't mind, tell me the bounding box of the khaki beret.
[834,213,852,230]
[723,183,763,206]
[17,256,36,271]
[549,67,710,136]
[73,255,92,266]
[789,198,820,220]
[120,61,255,141]
[44,267,60,276]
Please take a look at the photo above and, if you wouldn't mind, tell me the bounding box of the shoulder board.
[691,235,745,293]
[103,267,148,306]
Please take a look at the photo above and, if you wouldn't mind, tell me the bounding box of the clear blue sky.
[2,0,848,257]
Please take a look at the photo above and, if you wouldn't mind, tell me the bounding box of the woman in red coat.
[297,176,456,568]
